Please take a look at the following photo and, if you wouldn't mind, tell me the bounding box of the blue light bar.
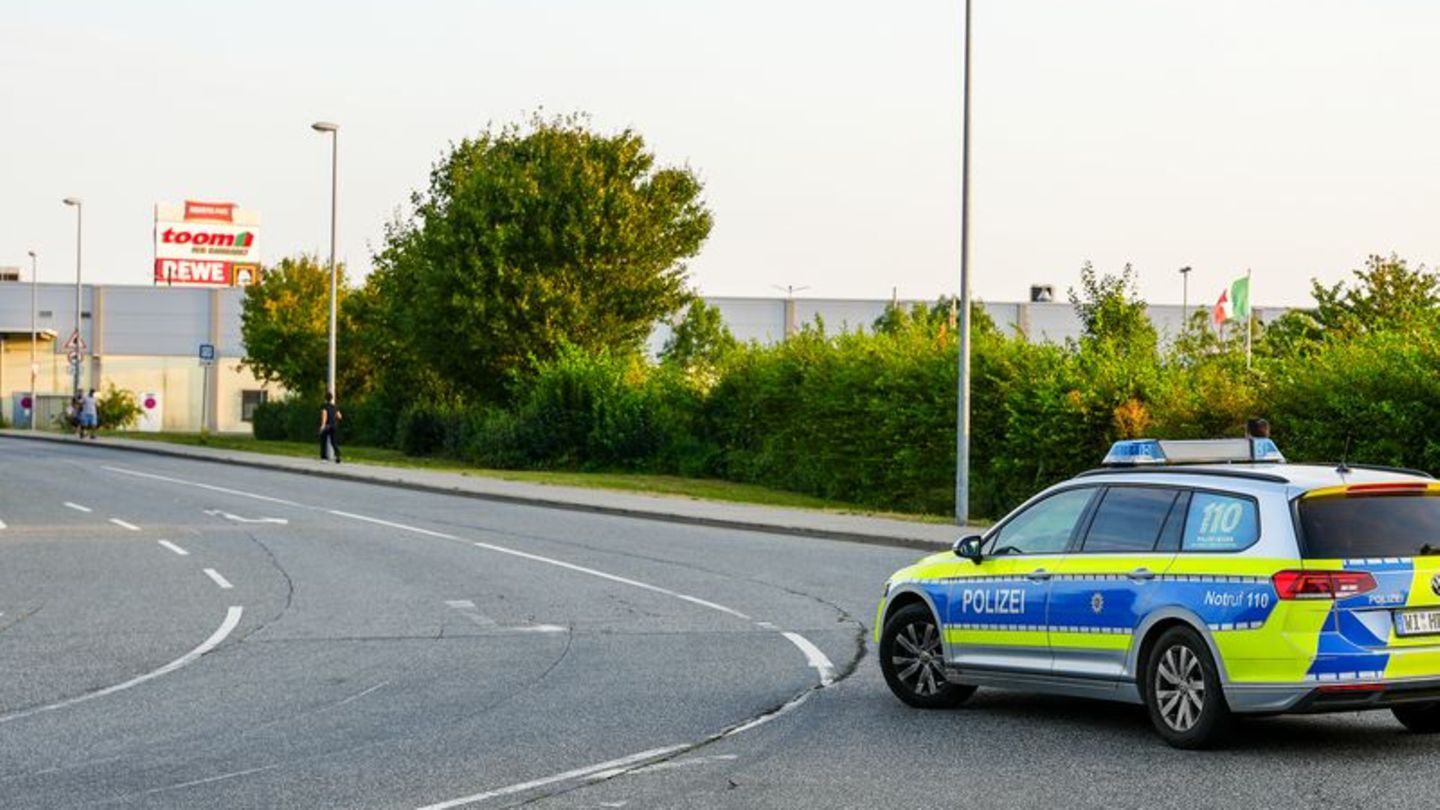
[1103,439,1166,466]
[1102,438,1286,466]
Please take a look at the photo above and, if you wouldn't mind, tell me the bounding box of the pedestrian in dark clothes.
[1246,417,1270,438]
[319,392,343,463]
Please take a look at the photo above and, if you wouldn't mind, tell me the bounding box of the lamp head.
[27,250,36,258]
[311,121,339,133]
[62,197,81,207]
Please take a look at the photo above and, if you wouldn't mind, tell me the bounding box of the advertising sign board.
[154,201,262,287]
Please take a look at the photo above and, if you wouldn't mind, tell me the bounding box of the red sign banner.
[155,259,232,285]
[184,201,235,222]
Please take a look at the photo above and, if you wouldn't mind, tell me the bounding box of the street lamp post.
[62,197,82,398]
[1179,265,1192,331]
[27,250,37,431]
[955,0,974,525]
[311,121,339,397]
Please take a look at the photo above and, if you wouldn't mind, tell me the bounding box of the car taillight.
[1272,570,1377,600]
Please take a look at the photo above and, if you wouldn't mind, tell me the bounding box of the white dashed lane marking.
[157,540,190,556]
[109,518,141,532]
[63,502,92,513]
[203,569,233,590]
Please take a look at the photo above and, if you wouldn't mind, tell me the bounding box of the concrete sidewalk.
[0,430,972,550]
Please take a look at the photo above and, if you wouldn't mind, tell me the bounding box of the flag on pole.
[1211,275,1251,325]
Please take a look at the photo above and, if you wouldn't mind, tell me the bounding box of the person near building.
[319,392,343,463]
[80,389,99,439]
[69,391,82,437]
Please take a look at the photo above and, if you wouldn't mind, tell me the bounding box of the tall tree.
[1311,253,1440,337]
[240,254,350,398]
[371,113,713,401]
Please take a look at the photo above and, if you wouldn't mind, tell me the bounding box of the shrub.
[96,384,143,431]
[251,401,289,440]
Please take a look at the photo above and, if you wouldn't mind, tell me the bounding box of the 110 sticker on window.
[1184,493,1258,551]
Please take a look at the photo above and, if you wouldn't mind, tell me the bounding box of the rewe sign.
[154,200,262,287]
[155,259,232,285]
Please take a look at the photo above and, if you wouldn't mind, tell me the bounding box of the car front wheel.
[879,603,975,709]
[1143,626,1234,749]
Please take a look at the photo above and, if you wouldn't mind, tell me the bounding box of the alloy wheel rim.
[892,620,945,696]
[1155,644,1205,732]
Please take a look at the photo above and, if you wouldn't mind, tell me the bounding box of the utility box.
[11,392,33,428]
[137,392,163,432]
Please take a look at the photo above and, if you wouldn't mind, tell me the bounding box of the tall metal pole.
[954,0,974,525]
[63,198,83,397]
[1179,265,1191,332]
[313,122,340,396]
[28,250,37,431]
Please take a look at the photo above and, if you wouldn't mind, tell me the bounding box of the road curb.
[0,431,956,551]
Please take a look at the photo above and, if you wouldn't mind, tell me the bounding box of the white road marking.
[330,510,749,621]
[203,568,234,590]
[0,517,7,529]
[157,540,190,556]
[475,540,754,620]
[103,466,301,506]
[0,606,243,725]
[415,746,687,810]
[445,599,476,610]
[109,518,141,532]
[602,753,738,778]
[135,764,284,798]
[203,509,289,525]
[780,632,837,686]
[333,680,390,709]
[64,501,92,513]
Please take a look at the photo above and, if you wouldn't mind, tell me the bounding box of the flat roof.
[0,328,57,341]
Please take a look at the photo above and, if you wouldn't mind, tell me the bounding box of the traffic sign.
[63,330,88,354]
[199,343,216,366]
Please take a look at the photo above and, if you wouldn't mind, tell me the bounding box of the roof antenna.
[1337,435,1352,475]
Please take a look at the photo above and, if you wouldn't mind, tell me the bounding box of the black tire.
[879,602,975,709]
[1393,702,1440,733]
[1143,626,1234,749]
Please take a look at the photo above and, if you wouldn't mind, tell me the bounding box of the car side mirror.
[953,533,984,563]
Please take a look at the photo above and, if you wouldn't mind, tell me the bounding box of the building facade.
[0,283,271,431]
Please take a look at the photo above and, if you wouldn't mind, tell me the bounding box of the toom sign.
[154,201,261,287]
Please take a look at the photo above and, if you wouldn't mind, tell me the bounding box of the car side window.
[1182,492,1260,551]
[986,488,1096,557]
[1080,487,1180,553]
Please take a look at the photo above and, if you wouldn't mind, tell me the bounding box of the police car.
[876,438,1440,748]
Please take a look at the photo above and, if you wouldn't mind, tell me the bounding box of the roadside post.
[199,343,215,433]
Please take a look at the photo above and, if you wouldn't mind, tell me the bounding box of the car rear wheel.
[1392,702,1440,733]
[1143,626,1233,749]
[880,603,975,709]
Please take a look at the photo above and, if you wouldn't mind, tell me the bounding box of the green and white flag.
[1229,274,1250,320]
[1212,273,1251,325]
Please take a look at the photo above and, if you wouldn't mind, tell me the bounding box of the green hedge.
[252,306,1440,520]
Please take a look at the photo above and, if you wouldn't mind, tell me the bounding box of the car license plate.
[1398,609,1440,636]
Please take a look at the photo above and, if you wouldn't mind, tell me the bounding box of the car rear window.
[1298,493,1440,559]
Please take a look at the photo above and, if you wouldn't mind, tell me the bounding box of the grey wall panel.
[102,287,209,356]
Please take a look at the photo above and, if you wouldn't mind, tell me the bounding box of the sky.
[3,0,1438,308]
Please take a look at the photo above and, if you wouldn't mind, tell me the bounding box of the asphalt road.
[2,438,1438,809]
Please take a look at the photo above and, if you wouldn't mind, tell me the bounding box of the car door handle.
[1127,568,1156,581]
[1027,569,1052,582]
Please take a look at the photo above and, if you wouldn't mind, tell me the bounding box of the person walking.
[319,392,343,463]
[78,389,99,439]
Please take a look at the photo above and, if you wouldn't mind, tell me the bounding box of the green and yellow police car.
[876,439,1440,748]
